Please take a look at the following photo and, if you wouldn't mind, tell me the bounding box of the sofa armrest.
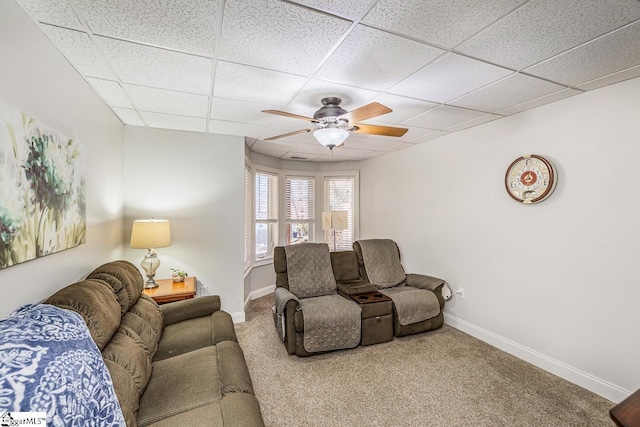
[406,274,446,292]
[337,280,378,297]
[160,295,221,326]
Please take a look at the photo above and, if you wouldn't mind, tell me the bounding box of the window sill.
[253,257,274,268]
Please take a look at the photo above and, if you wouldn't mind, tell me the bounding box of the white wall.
[0,0,125,316]
[123,127,246,319]
[360,77,640,403]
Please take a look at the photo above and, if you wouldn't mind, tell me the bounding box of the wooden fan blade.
[264,129,313,141]
[339,102,392,123]
[352,123,408,137]
[262,110,316,122]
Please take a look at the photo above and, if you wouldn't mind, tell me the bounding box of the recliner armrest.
[337,280,377,296]
[406,274,446,292]
[160,295,221,326]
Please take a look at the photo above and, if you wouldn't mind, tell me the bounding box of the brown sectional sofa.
[44,260,264,427]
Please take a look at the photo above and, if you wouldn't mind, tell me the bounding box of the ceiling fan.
[261,97,408,150]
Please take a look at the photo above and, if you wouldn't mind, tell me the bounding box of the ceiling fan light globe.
[314,128,349,149]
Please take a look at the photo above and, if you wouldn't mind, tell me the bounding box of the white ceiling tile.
[86,78,132,108]
[575,66,640,92]
[96,36,212,94]
[287,79,380,118]
[342,137,407,152]
[403,105,488,130]
[142,111,206,132]
[251,146,289,157]
[296,141,337,155]
[450,73,567,113]
[316,25,444,91]
[210,98,280,125]
[219,0,351,75]
[281,152,323,161]
[18,0,83,29]
[73,0,217,56]
[208,120,265,138]
[112,107,144,126]
[389,53,513,103]
[331,146,376,158]
[288,0,373,20]
[362,0,526,48]
[252,139,300,153]
[124,84,208,117]
[496,88,583,115]
[458,0,640,70]
[411,130,450,143]
[41,25,116,79]
[368,94,440,124]
[443,114,502,131]
[524,21,640,86]
[213,62,307,106]
[313,153,358,162]
[402,125,443,142]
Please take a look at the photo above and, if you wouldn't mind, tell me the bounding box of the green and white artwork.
[0,100,85,268]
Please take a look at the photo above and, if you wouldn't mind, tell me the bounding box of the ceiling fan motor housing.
[313,97,347,120]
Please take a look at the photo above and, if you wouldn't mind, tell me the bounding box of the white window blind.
[285,175,314,245]
[323,176,355,251]
[255,171,278,259]
[243,165,251,269]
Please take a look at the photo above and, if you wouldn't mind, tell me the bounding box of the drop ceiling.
[16,0,640,162]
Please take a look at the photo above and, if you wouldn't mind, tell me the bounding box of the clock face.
[505,155,557,204]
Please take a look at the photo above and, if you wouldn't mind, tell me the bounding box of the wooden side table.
[143,277,196,304]
[611,388,640,427]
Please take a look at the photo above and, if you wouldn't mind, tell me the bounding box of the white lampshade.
[130,219,171,249]
[322,211,348,231]
[313,128,349,149]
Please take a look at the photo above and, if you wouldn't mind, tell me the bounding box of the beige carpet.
[235,295,613,426]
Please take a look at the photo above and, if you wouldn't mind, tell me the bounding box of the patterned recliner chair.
[353,239,447,337]
[272,243,362,357]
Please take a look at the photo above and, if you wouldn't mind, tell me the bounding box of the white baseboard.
[236,284,276,323]
[444,313,630,403]
[244,284,276,311]
[231,311,246,324]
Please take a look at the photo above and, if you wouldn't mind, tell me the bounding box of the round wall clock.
[505,154,557,204]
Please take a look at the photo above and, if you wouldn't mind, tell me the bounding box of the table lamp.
[322,211,348,251]
[130,219,171,289]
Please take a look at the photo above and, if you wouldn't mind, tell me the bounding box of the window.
[285,175,314,245]
[243,165,251,270]
[255,171,278,259]
[323,175,356,251]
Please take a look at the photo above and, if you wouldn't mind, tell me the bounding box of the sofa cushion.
[123,295,164,358]
[284,243,337,298]
[102,325,152,403]
[138,347,222,426]
[89,261,144,313]
[154,310,236,361]
[143,394,264,427]
[45,279,121,350]
[0,304,125,426]
[354,239,407,288]
[330,250,360,282]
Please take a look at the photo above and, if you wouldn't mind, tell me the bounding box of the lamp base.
[141,249,161,289]
[143,278,159,289]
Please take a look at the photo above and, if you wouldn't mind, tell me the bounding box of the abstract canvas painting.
[0,100,85,268]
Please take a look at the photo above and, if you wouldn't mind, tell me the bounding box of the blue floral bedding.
[0,304,125,426]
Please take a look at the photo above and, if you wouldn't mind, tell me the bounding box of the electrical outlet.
[458,288,465,300]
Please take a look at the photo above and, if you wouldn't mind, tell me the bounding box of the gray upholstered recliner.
[353,239,447,337]
[272,243,362,357]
